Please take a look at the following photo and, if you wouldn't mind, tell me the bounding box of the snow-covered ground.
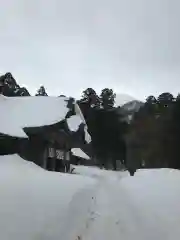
[1,155,180,240]
[0,155,96,240]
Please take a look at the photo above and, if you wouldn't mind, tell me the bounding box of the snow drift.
[0,154,96,240]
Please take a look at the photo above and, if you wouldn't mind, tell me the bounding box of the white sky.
[0,0,179,100]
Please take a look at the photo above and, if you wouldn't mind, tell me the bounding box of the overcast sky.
[0,0,179,100]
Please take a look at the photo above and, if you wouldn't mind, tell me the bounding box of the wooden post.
[42,147,47,169]
[52,148,56,171]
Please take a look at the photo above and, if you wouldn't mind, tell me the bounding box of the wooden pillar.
[51,148,56,171]
[42,147,47,169]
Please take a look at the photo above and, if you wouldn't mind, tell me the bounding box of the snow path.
[67,176,146,240]
[65,167,180,240]
[81,178,165,240]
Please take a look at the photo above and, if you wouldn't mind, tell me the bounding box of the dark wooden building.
[0,95,92,172]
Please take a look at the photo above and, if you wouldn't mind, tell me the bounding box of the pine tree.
[146,95,157,105]
[100,88,116,109]
[157,92,174,107]
[80,88,100,108]
[35,86,48,96]
[16,87,30,96]
[0,72,30,96]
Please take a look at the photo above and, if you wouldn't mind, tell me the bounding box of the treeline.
[127,93,180,170]
[77,88,127,169]
[0,73,48,97]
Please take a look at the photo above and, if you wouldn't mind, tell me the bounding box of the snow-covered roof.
[67,102,91,143]
[0,95,91,142]
[67,115,82,132]
[0,95,70,138]
[74,103,91,143]
[71,148,90,160]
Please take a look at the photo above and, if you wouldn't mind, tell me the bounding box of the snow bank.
[118,168,180,239]
[0,154,96,240]
[72,165,122,179]
[0,95,69,138]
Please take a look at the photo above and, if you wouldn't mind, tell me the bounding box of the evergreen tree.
[79,88,127,169]
[80,88,100,108]
[157,92,174,107]
[35,86,48,96]
[126,92,177,170]
[168,97,180,169]
[100,88,116,109]
[16,87,30,96]
[176,93,180,101]
[146,95,157,105]
[0,72,30,96]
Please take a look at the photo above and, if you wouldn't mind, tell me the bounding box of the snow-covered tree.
[35,86,48,96]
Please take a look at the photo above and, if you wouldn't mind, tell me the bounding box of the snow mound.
[118,168,180,239]
[0,154,96,240]
[71,148,90,160]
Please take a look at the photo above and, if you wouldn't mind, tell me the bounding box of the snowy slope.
[1,155,180,240]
